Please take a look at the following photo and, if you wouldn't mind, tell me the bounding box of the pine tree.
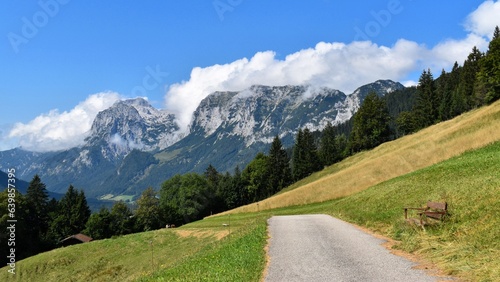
[436,69,451,121]
[232,166,246,206]
[413,69,437,128]
[204,164,224,213]
[25,175,50,252]
[267,135,292,196]
[204,164,220,188]
[349,92,392,152]
[302,128,321,172]
[396,111,418,136]
[462,46,483,108]
[25,175,49,233]
[319,122,339,166]
[217,172,235,210]
[448,62,464,117]
[50,185,91,240]
[334,134,348,159]
[476,26,500,104]
[292,128,320,180]
[292,128,305,180]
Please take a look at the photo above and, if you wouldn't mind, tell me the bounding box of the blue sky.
[1,0,499,151]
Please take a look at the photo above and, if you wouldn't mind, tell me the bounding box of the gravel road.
[265,214,440,282]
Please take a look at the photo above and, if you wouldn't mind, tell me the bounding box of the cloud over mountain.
[164,1,500,132]
[9,92,121,152]
[165,40,422,132]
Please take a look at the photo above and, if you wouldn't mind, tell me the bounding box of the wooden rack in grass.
[403,201,448,227]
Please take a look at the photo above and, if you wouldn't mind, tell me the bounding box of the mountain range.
[0,80,404,201]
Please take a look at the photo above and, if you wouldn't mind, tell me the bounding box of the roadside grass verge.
[322,141,500,281]
[0,213,269,282]
[0,224,227,281]
[140,218,268,282]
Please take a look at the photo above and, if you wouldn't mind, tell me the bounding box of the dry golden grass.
[174,228,229,240]
[231,100,500,213]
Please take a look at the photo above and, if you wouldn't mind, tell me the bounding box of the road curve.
[265,214,439,282]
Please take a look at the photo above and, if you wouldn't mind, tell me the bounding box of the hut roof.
[60,233,93,245]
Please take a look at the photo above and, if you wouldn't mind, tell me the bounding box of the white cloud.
[465,0,500,39]
[8,92,121,152]
[164,1,500,133]
[109,133,144,150]
[430,33,489,67]
[402,80,418,88]
[165,40,426,132]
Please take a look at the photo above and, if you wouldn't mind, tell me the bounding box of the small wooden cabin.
[59,233,93,247]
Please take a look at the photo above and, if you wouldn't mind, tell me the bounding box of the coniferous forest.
[1,27,499,264]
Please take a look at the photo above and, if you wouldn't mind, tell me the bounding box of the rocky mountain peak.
[86,98,179,160]
[189,80,403,147]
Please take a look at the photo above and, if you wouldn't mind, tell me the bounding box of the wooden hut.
[59,233,93,247]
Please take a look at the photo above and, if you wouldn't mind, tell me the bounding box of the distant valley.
[0,80,404,200]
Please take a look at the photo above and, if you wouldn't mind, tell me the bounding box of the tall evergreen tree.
[204,164,220,188]
[349,92,392,153]
[413,69,437,128]
[25,175,50,252]
[292,128,320,180]
[436,69,452,121]
[447,62,464,118]
[267,135,292,196]
[319,122,339,166]
[476,26,500,104]
[217,172,235,210]
[459,46,483,109]
[231,166,246,206]
[292,128,305,180]
[203,164,224,213]
[396,111,418,136]
[334,134,348,160]
[50,185,91,241]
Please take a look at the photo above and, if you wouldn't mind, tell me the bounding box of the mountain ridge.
[0,80,404,199]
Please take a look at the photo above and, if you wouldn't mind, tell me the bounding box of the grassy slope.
[1,101,499,281]
[325,142,500,281]
[230,99,500,213]
[0,212,269,282]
